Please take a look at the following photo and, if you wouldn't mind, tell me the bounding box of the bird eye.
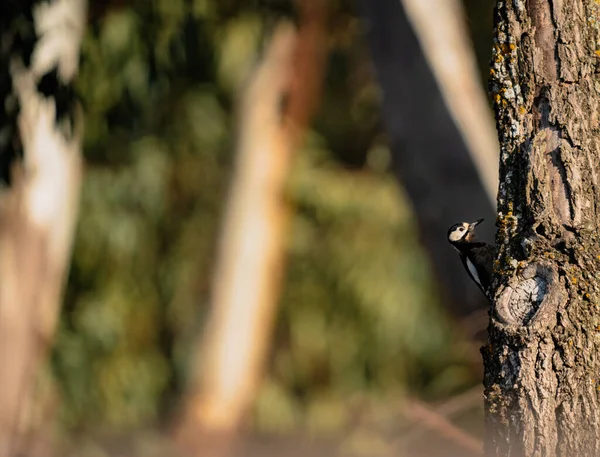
[459,227,465,231]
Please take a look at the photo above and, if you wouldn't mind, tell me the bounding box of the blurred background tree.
[31,0,498,453]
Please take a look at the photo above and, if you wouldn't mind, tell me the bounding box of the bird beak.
[470,218,484,228]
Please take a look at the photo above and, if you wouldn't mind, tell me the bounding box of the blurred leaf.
[217,14,262,91]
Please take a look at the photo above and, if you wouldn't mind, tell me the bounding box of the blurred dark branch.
[434,386,484,418]
[282,0,327,149]
[342,387,483,455]
[404,400,483,456]
[173,2,328,455]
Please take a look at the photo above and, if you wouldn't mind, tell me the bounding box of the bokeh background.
[40,0,499,455]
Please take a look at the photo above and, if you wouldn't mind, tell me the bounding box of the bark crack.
[528,0,558,82]
[549,146,575,222]
[547,0,561,81]
[583,147,600,219]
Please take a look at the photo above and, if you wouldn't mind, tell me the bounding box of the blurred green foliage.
[52,0,481,434]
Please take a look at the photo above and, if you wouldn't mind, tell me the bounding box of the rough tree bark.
[484,0,600,456]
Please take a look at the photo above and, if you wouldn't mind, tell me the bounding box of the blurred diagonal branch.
[174,2,327,454]
[0,0,86,456]
[405,400,483,456]
[434,385,483,419]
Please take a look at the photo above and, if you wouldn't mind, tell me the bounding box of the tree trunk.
[484,0,600,456]
[0,1,86,455]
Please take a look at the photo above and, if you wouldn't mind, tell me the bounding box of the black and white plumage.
[447,219,494,298]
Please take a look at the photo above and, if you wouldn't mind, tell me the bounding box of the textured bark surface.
[485,0,600,456]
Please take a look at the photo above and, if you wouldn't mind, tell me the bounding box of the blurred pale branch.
[402,0,498,202]
[173,1,327,454]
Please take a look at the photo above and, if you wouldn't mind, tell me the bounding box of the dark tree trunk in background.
[357,0,498,318]
[485,0,600,455]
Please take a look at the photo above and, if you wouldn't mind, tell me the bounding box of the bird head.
[447,218,484,244]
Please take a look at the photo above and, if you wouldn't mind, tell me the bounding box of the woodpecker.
[447,219,494,298]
